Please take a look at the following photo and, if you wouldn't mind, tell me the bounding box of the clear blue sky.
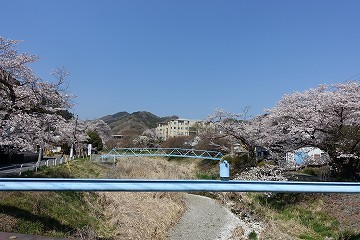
[2,0,360,120]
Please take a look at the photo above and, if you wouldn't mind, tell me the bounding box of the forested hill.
[100,111,178,134]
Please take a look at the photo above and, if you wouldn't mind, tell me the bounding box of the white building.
[286,147,329,166]
[156,119,202,140]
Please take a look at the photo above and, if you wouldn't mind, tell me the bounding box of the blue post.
[220,160,230,180]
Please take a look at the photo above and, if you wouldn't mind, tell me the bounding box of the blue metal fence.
[100,148,224,161]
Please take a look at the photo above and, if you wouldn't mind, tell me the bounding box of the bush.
[87,130,103,151]
[300,166,332,181]
[301,167,318,176]
[196,172,218,180]
[222,154,256,175]
[248,231,258,240]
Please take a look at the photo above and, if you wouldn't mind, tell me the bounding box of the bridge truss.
[100,148,224,161]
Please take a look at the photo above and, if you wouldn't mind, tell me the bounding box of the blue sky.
[2,0,360,120]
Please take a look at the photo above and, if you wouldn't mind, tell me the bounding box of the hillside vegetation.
[101,111,178,134]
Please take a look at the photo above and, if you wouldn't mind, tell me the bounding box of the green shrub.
[301,167,318,176]
[299,166,332,181]
[256,193,306,211]
[196,172,218,180]
[87,130,103,151]
[256,160,275,167]
[222,154,256,175]
[248,231,258,240]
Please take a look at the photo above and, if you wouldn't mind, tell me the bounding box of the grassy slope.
[0,191,110,238]
[221,188,360,239]
[0,157,211,239]
[253,193,360,239]
[0,159,114,239]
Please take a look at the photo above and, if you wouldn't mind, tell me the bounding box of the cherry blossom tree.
[0,36,75,152]
[208,82,360,178]
[84,119,112,144]
[261,82,360,178]
[134,128,160,148]
[206,108,256,153]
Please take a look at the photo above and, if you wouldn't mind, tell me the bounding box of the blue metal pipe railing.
[0,178,359,193]
[100,148,224,161]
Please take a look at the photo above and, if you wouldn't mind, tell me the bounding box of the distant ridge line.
[100,111,178,134]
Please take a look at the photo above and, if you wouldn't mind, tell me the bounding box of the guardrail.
[0,178,359,193]
[0,156,71,176]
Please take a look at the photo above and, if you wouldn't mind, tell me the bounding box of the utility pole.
[70,114,78,160]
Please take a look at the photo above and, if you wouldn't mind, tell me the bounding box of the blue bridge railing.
[100,148,224,161]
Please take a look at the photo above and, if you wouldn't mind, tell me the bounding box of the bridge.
[100,148,224,161]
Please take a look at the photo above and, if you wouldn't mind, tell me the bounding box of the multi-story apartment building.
[156,119,201,140]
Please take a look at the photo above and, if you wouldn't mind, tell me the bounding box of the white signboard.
[88,144,92,156]
[70,145,74,159]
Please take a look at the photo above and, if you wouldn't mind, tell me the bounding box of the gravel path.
[167,194,240,240]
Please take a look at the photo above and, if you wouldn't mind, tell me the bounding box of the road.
[0,157,58,176]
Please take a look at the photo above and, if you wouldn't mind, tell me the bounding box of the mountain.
[100,111,178,134]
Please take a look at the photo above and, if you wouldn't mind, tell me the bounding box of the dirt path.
[167,194,240,240]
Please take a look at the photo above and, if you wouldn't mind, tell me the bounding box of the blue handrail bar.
[0,178,359,193]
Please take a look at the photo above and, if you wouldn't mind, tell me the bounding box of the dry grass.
[229,226,245,239]
[107,156,200,179]
[100,192,184,240]
[0,213,18,232]
[260,218,312,240]
[319,194,360,232]
[216,192,323,239]
[100,156,199,240]
[225,192,309,240]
